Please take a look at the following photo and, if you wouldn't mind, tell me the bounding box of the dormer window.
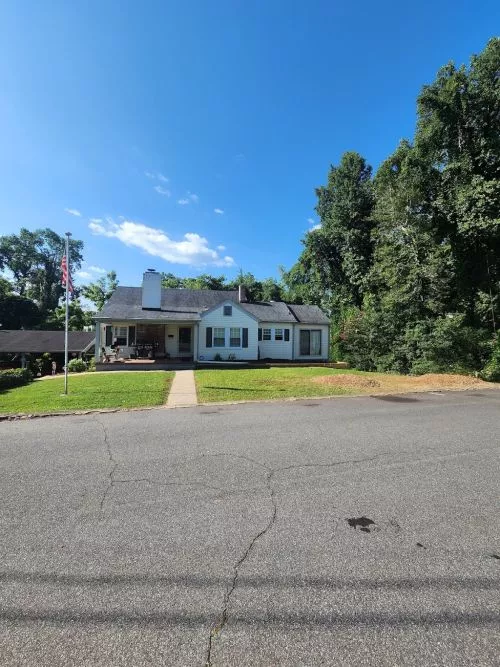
[223,305,232,316]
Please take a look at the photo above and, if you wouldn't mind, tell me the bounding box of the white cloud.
[307,218,315,225]
[177,198,189,205]
[88,265,107,274]
[217,245,226,251]
[89,217,103,224]
[145,171,155,179]
[74,265,108,282]
[64,208,82,217]
[308,224,322,232]
[154,185,171,197]
[188,193,199,203]
[88,219,235,267]
[75,270,92,279]
[157,173,169,183]
[145,170,169,183]
[214,208,224,215]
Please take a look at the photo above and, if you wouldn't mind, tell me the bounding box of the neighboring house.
[0,330,95,368]
[94,270,330,362]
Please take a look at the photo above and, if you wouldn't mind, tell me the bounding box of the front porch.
[95,322,198,363]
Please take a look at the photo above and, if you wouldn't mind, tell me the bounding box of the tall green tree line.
[282,38,500,377]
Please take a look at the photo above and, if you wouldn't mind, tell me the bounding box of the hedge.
[0,368,34,390]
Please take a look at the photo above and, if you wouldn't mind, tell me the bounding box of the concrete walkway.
[166,369,198,407]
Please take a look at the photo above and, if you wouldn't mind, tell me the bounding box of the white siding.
[198,302,258,360]
[258,323,293,359]
[293,324,329,360]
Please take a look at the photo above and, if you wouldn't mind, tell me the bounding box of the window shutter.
[258,328,262,341]
[128,326,136,346]
[206,327,213,348]
[284,328,290,341]
[105,326,112,346]
[242,328,248,348]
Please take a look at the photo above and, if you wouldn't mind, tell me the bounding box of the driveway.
[0,391,499,666]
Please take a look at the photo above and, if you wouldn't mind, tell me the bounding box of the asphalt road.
[1,390,499,666]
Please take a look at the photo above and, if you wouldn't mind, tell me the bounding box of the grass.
[0,371,174,415]
[195,367,366,402]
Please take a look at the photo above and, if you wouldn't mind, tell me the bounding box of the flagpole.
[64,232,71,395]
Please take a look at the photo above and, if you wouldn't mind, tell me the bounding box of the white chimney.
[142,269,162,309]
[238,285,248,303]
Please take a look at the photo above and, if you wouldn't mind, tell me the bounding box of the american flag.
[61,255,74,294]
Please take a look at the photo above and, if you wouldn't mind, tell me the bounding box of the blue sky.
[1,1,499,288]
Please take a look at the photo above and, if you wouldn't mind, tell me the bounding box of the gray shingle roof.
[96,287,330,325]
[0,330,95,354]
[97,287,239,321]
[286,304,330,324]
[240,301,297,322]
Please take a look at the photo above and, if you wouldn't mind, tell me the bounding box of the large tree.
[81,270,118,310]
[0,228,84,314]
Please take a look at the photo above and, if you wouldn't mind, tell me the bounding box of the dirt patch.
[312,372,498,393]
[313,374,381,389]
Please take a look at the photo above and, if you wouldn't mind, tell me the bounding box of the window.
[113,326,128,346]
[213,327,225,347]
[274,328,283,341]
[229,327,241,347]
[223,305,232,316]
[263,328,271,340]
[299,329,322,356]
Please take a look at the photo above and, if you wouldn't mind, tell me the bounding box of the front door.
[178,327,192,354]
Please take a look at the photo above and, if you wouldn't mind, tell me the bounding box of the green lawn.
[195,367,368,402]
[0,371,174,414]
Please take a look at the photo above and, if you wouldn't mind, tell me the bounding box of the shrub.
[0,368,34,389]
[35,352,53,377]
[227,353,236,361]
[86,357,96,372]
[480,337,500,382]
[67,358,87,373]
[213,353,222,361]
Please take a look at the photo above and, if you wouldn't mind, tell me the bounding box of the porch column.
[194,323,199,361]
[94,321,101,361]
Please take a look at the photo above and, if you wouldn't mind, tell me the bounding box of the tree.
[81,271,118,310]
[0,295,42,329]
[0,277,13,297]
[42,300,94,331]
[0,228,84,314]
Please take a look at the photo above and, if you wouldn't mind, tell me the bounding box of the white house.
[94,270,330,363]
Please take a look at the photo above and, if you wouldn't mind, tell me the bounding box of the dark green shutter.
[284,328,290,341]
[128,326,136,346]
[206,327,213,348]
[258,328,262,341]
[242,328,248,348]
[105,326,112,346]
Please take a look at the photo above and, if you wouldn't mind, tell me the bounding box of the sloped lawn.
[0,371,174,415]
[195,367,494,403]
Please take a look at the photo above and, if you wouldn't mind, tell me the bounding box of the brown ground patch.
[312,372,497,393]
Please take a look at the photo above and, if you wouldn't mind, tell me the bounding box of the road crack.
[206,469,277,666]
[95,417,118,515]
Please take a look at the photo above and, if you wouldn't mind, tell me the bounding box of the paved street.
[0,390,499,666]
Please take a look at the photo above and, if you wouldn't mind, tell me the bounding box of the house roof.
[96,286,330,325]
[0,330,95,354]
[97,287,240,321]
[240,301,297,322]
[285,304,330,324]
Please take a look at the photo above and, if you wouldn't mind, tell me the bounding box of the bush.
[227,353,236,361]
[480,337,500,382]
[213,353,222,361]
[0,368,34,389]
[86,357,96,372]
[67,358,87,373]
[35,352,53,377]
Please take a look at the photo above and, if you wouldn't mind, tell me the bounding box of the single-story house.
[0,330,96,368]
[94,270,330,363]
